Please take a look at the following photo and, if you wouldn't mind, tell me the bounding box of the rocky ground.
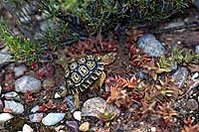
[0,4,199,132]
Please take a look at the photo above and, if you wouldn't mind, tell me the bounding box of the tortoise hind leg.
[74,93,80,109]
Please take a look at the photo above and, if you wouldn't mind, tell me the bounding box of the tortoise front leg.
[99,71,106,88]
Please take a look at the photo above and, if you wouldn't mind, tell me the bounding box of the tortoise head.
[101,52,117,65]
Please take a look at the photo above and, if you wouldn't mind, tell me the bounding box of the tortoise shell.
[65,55,104,94]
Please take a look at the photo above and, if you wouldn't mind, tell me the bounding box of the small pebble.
[66,121,78,132]
[42,113,65,126]
[0,52,12,65]
[196,45,199,53]
[0,99,4,111]
[0,113,14,123]
[29,113,44,123]
[193,0,199,10]
[30,105,40,113]
[14,64,27,77]
[151,127,156,132]
[54,125,65,132]
[54,93,61,99]
[186,99,198,111]
[79,122,89,132]
[82,97,120,118]
[172,67,189,88]
[22,124,33,132]
[73,111,82,121]
[15,75,41,93]
[4,91,20,100]
[192,72,199,80]
[66,96,75,112]
[4,100,24,114]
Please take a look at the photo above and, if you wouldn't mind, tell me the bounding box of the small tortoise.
[62,52,116,95]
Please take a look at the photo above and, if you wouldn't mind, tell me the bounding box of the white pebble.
[42,113,65,126]
[22,124,33,132]
[192,72,199,80]
[73,111,82,121]
[54,93,61,99]
[30,105,40,113]
[151,127,156,132]
[0,113,14,123]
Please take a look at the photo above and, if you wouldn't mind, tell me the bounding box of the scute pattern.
[65,55,104,94]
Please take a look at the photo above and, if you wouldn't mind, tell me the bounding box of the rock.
[42,113,65,126]
[81,97,120,118]
[14,64,27,77]
[192,72,199,80]
[30,105,40,113]
[164,21,184,29]
[29,113,44,123]
[4,100,24,114]
[0,69,5,83]
[186,99,198,111]
[66,121,78,132]
[0,52,12,65]
[0,99,3,111]
[73,111,81,121]
[193,0,199,10]
[79,122,89,132]
[195,45,199,53]
[172,67,189,88]
[0,113,14,123]
[151,127,157,132]
[54,92,61,99]
[22,124,33,132]
[66,95,75,112]
[4,91,20,100]
[15,75,41,93]
[54,125,66,132]
[137,34,166,57]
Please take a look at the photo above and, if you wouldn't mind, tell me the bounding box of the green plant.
[171,48,195,64]
[0,22,43,62]
[40,0,191,34]
[156,56,173,73]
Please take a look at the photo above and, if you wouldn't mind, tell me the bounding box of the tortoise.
[61,52,117,96]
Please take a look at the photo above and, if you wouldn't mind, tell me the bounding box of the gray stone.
[81,97,120,118]
[29,113,44,123]
[164,21,184,29]
[15,75,41,93]
[172,67,189,88]
[137,34,166,57]
[4,100,24,114]
[30,105,40,113]
[195,45,199,53]
[14,64,27,77]
[0,52,12,65]
[42,113,65,126]
[193,0,199,10]
[0,99,3,111]
[4,91,20,100]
